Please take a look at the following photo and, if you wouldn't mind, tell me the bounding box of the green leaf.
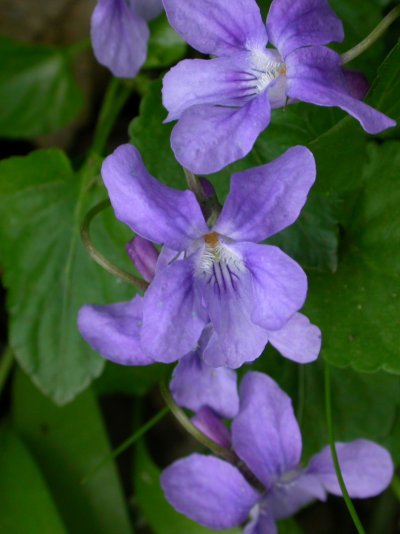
[0,149,135,403]
[146,14,187,69]
[0,36,83,138]
[94,361,167,397]
[300,362,400,463]
[134,442,240,534]
[12,368,133,534]
[305,142,400,373]
[268,191,340,272]
[0,426,67,534]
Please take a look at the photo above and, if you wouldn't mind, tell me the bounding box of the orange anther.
[204,232,219,248]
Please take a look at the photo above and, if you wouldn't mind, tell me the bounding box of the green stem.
[0,347,14,395]
[324,363,366,534]
[80,198,149,291]
[296,365,305,427]
[183,168,207,203]
[391,473,400,501]
[90,77,133,156]
[342,5,400,64]
[82,405,169,484]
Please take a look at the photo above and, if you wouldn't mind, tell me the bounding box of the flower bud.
[126,236,159,283]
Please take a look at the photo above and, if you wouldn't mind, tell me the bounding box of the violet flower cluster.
[162,0,395,173]
[80,0,396,529]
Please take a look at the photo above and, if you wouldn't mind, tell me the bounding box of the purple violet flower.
[162,0,396,174]
[79,236,240,418]
[161,372,394,533]
[91,0,163,78]
[91,143,320,368]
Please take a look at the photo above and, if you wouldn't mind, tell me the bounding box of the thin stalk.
[82,406,169,484]
[324,363,366,534]
[90,77,133,156]
[160,381,235,461]
[183,168,207,203]
[296,365,306,426]
[80,198,148,291]
[391,473,400,501]
[0,347,14,395]
[342,5,400,64]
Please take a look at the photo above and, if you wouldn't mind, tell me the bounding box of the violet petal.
[214,146,316,242]
[268,313,321,364]
[171,92,271,175]
[102,144,208,250]
[162,0,267,56]
[266,0,344,58]
[286,46,396,134]
[141,258,206,362]
[91,0,149,78]
[161,453,259,529]
[232,372,302,489]
[308,440,394,498]
[78,296,153,365]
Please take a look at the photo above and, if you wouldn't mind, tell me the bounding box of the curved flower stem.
[0,346,14,396]
[82,405,169,484]
[324,363,366,534]
[342,5,400,64]
[80,198,149,291]
[160,381,265,493]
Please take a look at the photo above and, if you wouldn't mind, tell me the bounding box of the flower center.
[250,49,286,94]
[204,231,219,248]
[197,233,245,295]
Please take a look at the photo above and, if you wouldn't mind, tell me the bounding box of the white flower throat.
[198,232,245,294]
[250,49,286,94]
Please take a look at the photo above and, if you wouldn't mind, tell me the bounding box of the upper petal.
[170,334,240,418]
[232,372,302,489]
[171,93,271,175]
[133,0,163,21]
[162,0,267,56]
[77,296,154,365]
[214,146,316,242]
[238,243,308,331]
[141,258,206,362]
[308,440,394,498]
[102,144,207,250]
[91,0,149,78]
[162,53,259,122]
[161,454,259,529]
[266,0,344,57]
[286,46,396,134]
[268,313,321,364]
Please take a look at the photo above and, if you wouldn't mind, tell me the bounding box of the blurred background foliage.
[0,0,399,532]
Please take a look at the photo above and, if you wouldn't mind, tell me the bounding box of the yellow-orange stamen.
[204,232,219,248]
